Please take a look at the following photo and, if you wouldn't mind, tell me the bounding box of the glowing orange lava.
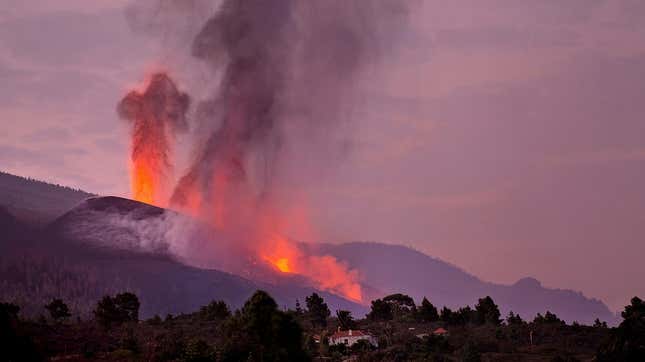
[274,258,291,273]
[131,159,157,205]
[261,233,363,302]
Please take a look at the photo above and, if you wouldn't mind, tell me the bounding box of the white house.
[329,329,378,347]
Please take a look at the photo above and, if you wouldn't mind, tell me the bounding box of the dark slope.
[0,171,94,225]
[0,196,367,318]
[313,242,618,325]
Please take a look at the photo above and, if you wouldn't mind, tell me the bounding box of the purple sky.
[1,0,645,311]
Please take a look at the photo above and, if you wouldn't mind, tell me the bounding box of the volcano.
[0,173,619,324]
[43,195,367,317]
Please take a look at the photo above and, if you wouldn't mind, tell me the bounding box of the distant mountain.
[0,171,94,225]
[311,242,618,325]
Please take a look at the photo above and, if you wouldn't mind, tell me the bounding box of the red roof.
[433,327,449,335]
[331,329,370,339]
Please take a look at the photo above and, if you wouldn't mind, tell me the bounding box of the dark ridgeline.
[0,171,93,224]
[310,242,619,326]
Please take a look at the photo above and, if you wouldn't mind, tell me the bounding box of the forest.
[2,290,644,361]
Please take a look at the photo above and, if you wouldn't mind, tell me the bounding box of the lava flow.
[261,233,363,302]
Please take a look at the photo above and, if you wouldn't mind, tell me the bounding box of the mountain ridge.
[0,171,619,324]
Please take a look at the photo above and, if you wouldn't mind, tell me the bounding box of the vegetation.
[1,290,639,361]
[94,292,140,329]
[45,298,71,322]
[305,292,330,328]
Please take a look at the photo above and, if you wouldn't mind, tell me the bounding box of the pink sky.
[1,0,644,311]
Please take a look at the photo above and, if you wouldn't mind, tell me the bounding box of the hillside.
[0,194,366,318]
[0,171,618,325]
[312,242,618,325]
[0,171,94,225]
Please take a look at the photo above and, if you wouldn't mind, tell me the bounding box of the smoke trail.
[118,73,190,205]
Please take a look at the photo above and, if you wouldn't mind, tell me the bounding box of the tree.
[336,310,356,330]
[94,292,140,329]
[455,306,476,325]
[417,297,439,322]
[440,305,475,326]
[182,338,215,362]
[383,293,416,319]
[94,295,119,329]
[199,300,231,321]
[114,292,140,322]
[460,341,481,362]
[45,298,71,322]
[474,296,501,325]
[533,311,564,325]
[506,311,524,325]
[597,296,645,361]
[295,299,303,315]
[0,302,41,361]
[368,298,393,321]
[593,318,608,328]
[220,290,309,362]
[306,293,330,328]
[439,306,454,324]
[0,302,20,329]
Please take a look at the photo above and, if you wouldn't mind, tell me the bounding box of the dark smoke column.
[118,73,190,205]
[170,0,292,221]
[169,0,409,220]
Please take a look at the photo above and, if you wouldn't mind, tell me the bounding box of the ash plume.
[121,0,411,301]
[170,0,409,216]
[118,73,190,205]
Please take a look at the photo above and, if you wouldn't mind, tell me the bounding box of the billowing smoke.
[120,0,411,302]
[170,0,409,220]
[118,73,190,206]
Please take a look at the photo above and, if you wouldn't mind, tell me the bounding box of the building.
[433,327,449,336]
[329,329,378,347]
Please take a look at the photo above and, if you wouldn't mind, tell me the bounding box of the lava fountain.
[118,73,190,206]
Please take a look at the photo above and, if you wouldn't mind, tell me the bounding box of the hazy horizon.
[1,0,645,312]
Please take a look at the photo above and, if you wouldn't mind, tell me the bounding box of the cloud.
[22,127,72,143]
[0,144,61,167]
[435,26,581,51]
[546,148,645,166]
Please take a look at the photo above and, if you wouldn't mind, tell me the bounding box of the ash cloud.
[167,0,411,215]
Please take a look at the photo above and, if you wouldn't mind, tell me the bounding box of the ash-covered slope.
[313,242,618,325]
[49,196,172,254]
